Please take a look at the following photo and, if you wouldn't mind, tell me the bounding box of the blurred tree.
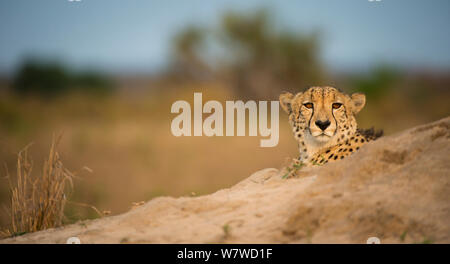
[221,9,325,99]
[171,26,211,80]
[170,9,325,99]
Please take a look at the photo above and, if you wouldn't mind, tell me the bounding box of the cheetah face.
[280,86,366,147]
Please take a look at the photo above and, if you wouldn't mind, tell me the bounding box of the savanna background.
[0,0,449,235]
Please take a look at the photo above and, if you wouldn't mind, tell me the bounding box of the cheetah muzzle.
[280,86,383,166]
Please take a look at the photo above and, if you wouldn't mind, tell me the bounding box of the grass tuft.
[282,159,305,179]
[1,135,74,238]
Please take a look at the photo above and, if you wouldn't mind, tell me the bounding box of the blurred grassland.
[0,82,297,226]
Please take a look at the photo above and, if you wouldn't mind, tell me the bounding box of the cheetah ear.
[279,92,294,114]
[351,93,366,114]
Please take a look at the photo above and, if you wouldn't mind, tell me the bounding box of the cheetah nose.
[315,120,331,131]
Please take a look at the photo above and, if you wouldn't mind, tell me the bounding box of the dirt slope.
[2,117,450,244]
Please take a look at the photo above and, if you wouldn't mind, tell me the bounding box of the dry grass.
[0,135,74,238]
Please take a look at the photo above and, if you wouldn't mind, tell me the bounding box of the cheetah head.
[279,86,366,150]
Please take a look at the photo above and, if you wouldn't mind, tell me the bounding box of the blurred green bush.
[349,65,401,100]
[13,59,114,97]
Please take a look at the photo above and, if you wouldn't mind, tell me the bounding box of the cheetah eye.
[332,103,342,109]
[303,103,313,109]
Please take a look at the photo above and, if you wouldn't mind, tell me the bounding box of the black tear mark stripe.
[308,103,314,129]
[331,104,338,134]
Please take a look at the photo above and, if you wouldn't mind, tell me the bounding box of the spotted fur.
[279,86,382,166]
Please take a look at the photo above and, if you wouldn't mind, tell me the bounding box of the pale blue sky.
[0,0,449,75]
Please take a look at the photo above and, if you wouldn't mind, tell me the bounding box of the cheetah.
[279,86,382,166]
